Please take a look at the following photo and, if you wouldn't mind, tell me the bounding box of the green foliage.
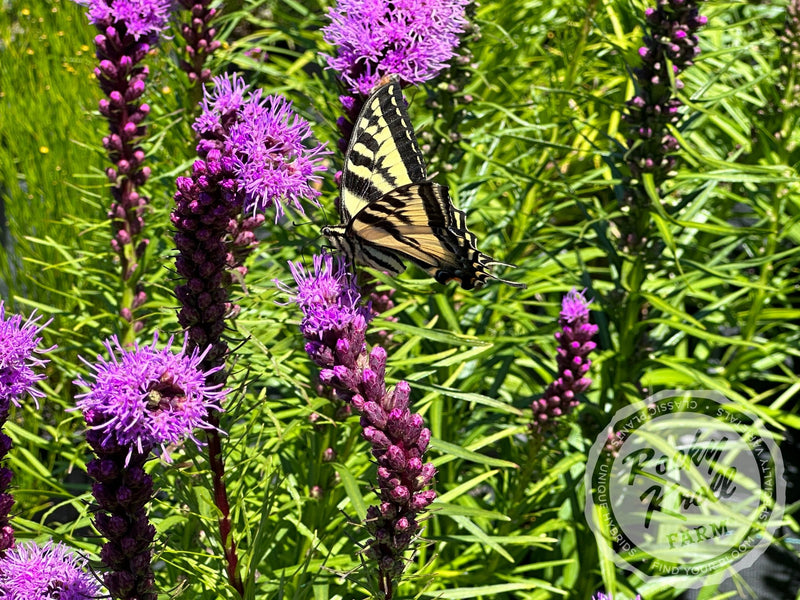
[1,0,798,598]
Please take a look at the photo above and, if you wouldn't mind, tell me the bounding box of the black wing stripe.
[381,84,426,183]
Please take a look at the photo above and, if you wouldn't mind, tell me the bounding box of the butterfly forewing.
[340,81,426,221]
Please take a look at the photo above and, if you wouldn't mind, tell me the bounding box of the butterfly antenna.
[486,261,527,289]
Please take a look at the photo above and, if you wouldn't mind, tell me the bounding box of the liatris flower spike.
[0,540,101,599]
[75,333,226,600]
[176,0,221,85]
[1,302,54,555]
[593,593,642,600]
[322,0,471,96]
[174,74,328,367]
[623,0,706,186]
[281,255,437,595]
[531,289,598,432]
[74,0,172,336]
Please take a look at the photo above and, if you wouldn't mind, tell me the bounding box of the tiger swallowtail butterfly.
[321,79,525,290]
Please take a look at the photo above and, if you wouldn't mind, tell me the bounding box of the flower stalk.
[171,74,328,594]
[76,0,172,343]
[176,0,222,107]
[0,303,54,557]
[531,289,598,432]
[619,0,707,250]
[282,255,436,598]
[75,334,226,599]
[608,0,706,407]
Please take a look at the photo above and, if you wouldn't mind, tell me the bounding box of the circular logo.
[585,390,785,585]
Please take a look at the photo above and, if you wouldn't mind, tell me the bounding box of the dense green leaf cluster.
[0,0,798,598]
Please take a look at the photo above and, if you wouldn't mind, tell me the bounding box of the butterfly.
[321,79,525,290]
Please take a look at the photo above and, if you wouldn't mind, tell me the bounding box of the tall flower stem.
[76,0,172,343]
[607,0,706,407]
[172,74,327,594]
[75,334,226,600]
[281,256,436,598]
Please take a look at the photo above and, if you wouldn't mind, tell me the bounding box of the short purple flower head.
[193,74,250,137]
[74,333,227,461]
[193,73,330,220]
[531,289,598,432]
[0,302,54,408]
[75,0,172,40]
[593,594,642,600]
[278,254,371,340]
[322,0,472,95]
[0,540,100,600]
[560,288,593,323]
[277,254,373,372]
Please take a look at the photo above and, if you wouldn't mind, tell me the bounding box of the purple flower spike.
[620,0,706,250]
[0,540,100,599]
[593,593,642,600]
[177,0,222,84]
[75,333,226,599]
[322,0,471,96]
[531,290,598,433]
[173,74,327,596]
[282,255,436,595]
[74,0,173,332]
[174,74,329,367]
[0,302,54,556]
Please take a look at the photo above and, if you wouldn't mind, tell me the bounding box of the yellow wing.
[339,79,426,222]
[348,183,525,290]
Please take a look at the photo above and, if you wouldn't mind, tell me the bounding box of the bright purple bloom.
[0,302,53,408]
[593,594,642,600]
[0,540,100,599]
[174,73,329,364]
[322,0,472,95]
[77,0,171,40]
[75,333,226,600]
[531,289,598,432]
[1,303,54,555]
[282,255,436,594]
[190,73,329,219]
[226,95,329,217]
[279,254,370,341]
[75,333,226,460]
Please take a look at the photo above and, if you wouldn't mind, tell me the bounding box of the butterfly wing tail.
[443,201,526,290]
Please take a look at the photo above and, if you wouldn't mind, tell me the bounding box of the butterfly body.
[323,80,525,290]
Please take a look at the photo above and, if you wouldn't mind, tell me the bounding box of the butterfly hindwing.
[340,81,426,222]
[325,79,525,290]
[348,183,514,290]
